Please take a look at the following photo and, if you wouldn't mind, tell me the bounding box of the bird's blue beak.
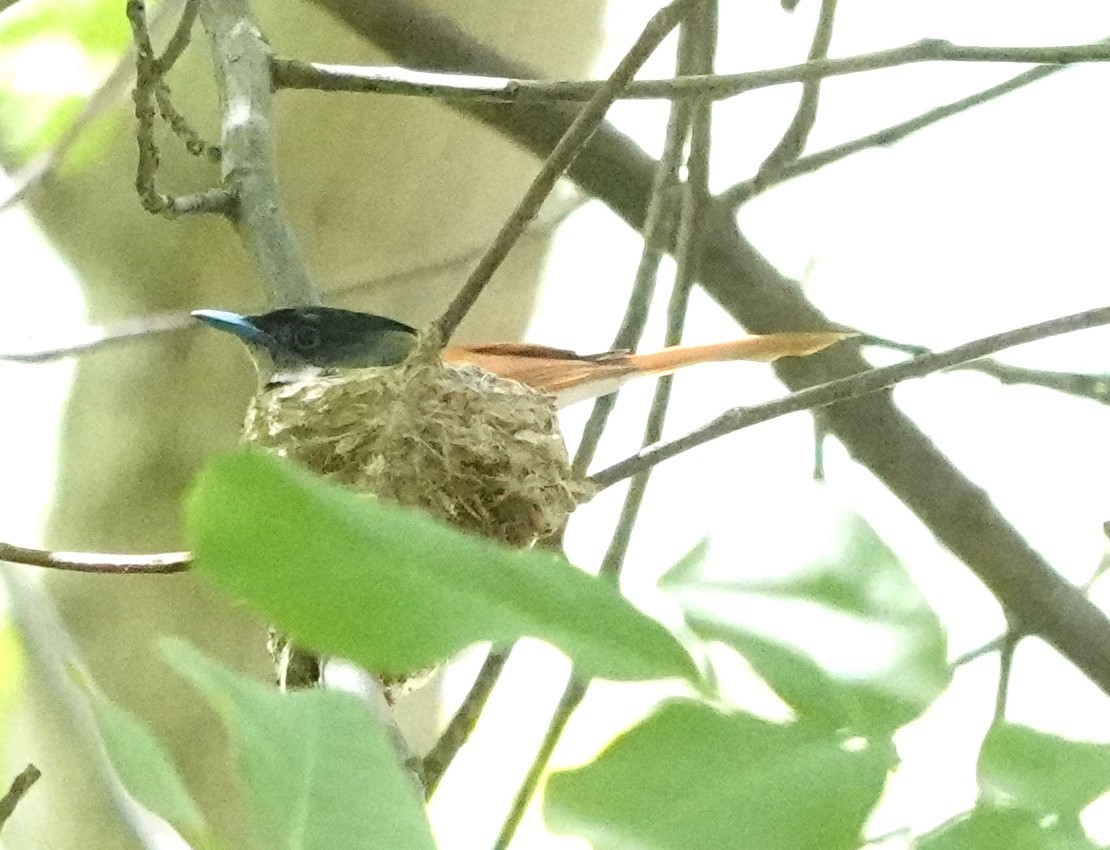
[191,310,274,349]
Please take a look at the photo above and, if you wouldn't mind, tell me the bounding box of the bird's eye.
[294,324,320,350]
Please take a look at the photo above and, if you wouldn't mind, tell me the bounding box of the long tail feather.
[626,332,852,375]
[447,331,852,407]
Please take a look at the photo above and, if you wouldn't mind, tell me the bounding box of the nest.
[243,342,594,546]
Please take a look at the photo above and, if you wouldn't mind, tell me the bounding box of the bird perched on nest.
[194,306,847,402]
[194,306,847,689]
[193,305,849,543]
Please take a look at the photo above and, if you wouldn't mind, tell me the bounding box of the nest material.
[244,347,594,546]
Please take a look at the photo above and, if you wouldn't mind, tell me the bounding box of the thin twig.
[0,313,194,363]
[938,358,1110,404]
[590,303,1110,490]
[721,59,1078,207]
[859,332,1110,404]
[752,0,838,186]
[271,38,1110,104]
[0,765,40,833]
[158,0,201,71]
[951,635,1006,669]
[0,541,190,575]
[951,544,1110,670]
[433,0,694,343]
[992,628,1019,725]
[126,0,231,217]
[492,679,586,850]
[128,0,169,213]
[571,52,695,477]
[157,0,221,161]
[495,9,717,846]
[421,649,509,798]
[154,83,221,160]
[197,0,320,307]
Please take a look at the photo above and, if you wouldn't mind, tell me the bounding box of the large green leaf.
[979,724,1110,817]
[918,803,1097,850]
[163,639,436,850]
[660,509,949,733]
[186,450,697,683]
[545,700,893,850]
[76,668,211,846]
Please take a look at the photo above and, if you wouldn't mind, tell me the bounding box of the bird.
[193,306,849,692]
[191,306,849,404]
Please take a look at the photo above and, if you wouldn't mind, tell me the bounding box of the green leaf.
[918,803,1097,850]
[979,724,1110,817]
[660,509,949,733]
[186,451,697,684]
[545,700,894,850]
[162,639,436,850]
[75,668,210,844]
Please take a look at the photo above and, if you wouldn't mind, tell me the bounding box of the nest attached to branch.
[243,339,594,546]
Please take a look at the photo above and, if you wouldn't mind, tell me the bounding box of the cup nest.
[243,346,594,546]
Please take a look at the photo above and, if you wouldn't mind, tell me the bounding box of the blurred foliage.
[545,700,895,850]
[84,639,437,850]
[919,804,1100,850]
[66,453,1110,848]
[979,723,1110,817]
[164,639,436,850]
[186,450,699,684]
[0,0,132,165]
[77,665,213,847]
[661,510,951,735]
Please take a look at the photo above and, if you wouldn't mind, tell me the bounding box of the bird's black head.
[193,306,419,379]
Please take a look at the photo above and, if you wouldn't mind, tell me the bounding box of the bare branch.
[492,680,587,850]
[197,0,320,306]
[590,303,1110,490]
[861,335,1110,405]
[421,649,508,798]
[153,83,221,161]
[992,628,1019,725]
[0,313,193,363]
[0,765,40,833]
[722,58,1078,207]
[0,541,190,575]
[126,0,233,217]
[272,38,1110,104]
[159,0,201,71]
[752,0,838,186]
[433,0,694,342]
